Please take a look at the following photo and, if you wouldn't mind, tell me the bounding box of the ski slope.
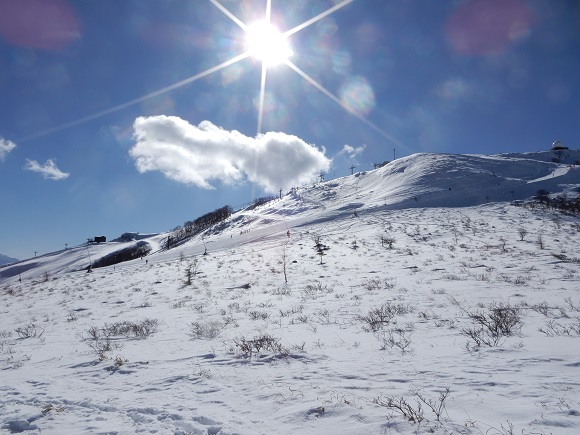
[2,151,580,434]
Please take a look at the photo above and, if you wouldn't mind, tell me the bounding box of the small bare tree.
[450,224,460,244]
[537,234,545,250]
[499,237,507,253]
[312,234,327,264]
[312,235,323,251]
[317,249,325,265]
[185,258,200,285]
[280,242,289,283]
[517,227,528,241]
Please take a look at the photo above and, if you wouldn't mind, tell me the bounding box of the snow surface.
[1,151,580,434]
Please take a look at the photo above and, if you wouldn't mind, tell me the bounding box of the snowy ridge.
[1,151,580,434]
[2,151,580,283]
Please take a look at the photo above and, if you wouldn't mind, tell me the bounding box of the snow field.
[2,202,580,434]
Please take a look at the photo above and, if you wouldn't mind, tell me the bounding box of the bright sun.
[28,0,392,143]
[246,20,292,67]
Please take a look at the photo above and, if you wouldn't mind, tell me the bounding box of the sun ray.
[18,51,251,142]
[257,63,267,136]
[265,0,271,23]
[252,0,272,207]
[19,0,404,151]
[209,0,248,31]
[254,0,280,136]
[285,60,404,149]
[283,0,354,38]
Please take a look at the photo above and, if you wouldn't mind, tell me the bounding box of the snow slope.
[1,151,580,434]
[4,150,579,284]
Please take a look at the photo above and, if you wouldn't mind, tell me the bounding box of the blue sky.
[1,0,579,260]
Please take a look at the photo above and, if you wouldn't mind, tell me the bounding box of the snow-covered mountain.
[0,253,18,266]
[2,150,579,282]
[2,151,580,434]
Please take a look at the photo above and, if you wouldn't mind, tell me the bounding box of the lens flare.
[339,76,376,117]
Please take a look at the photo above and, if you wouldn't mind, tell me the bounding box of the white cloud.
[339,144,366,158]
[24,159,70,180]
[0,138,16,161]
[130,116,331,193]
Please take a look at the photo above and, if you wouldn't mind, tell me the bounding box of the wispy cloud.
[24,159,70,180]
[338,144,366,158]
[130,116,331,193]
[0,137,16,161]
[433,78,471,100]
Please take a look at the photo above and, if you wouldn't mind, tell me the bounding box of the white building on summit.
[551,140,569,150]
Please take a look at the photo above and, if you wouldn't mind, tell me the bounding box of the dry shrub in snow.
[373,387,450,425]
[232,334,287,358]
[380,234,395,249]
[247,310,270,320]
[15,323,44,339]
[87,319,159,340]
[362,277,397,291]
[87,337,122,359]
[378,328,413,353]
[461,303,522,350]
[188,320,223,339]
[538,319,580,336]
[302,281,333,299]
[85,319,158,360]
[358,302,411,332]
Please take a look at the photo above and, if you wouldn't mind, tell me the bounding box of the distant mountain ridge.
[0,254,19,266]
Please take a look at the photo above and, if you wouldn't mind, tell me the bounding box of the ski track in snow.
[1,151,580,434]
